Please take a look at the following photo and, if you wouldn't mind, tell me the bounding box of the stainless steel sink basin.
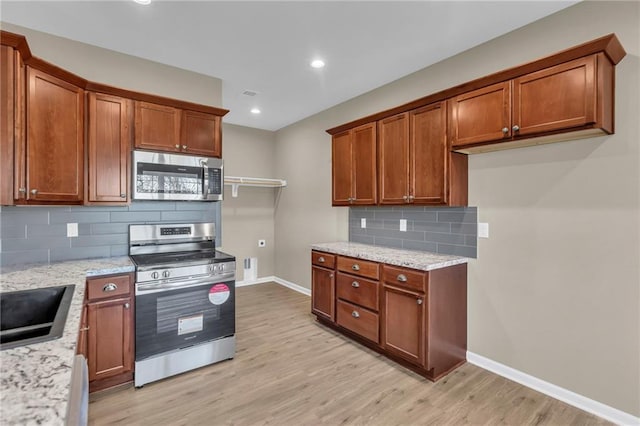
[1,285,75,350]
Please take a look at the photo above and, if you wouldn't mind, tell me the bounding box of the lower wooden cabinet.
[81,273,134,392]
[311,250,467,381]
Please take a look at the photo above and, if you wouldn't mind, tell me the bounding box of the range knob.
[151,272,160,279]
[209,264,215,272]
[163,270,171,278]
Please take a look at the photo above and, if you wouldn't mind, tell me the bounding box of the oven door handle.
[136,273,235,295]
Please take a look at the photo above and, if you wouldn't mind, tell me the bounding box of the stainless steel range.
[129,223,235,388]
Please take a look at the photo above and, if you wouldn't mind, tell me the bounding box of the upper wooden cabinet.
[331,122,376,206]
[134,101,223,158]
[450,55,609,152]
[21,67,84,204]
[378,103,468,206]
[0,45,19,206]
[87,92,132,204]
[328,34,625,157]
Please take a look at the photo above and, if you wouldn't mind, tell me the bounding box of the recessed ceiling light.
[251,108,261,114]
[310,59,325,69]
[133,0,151,5]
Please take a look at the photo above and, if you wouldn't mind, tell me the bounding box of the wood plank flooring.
[89,283,609,425]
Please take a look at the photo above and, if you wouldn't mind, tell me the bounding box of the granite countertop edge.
[0,257,135,426]
[310,241,468,271]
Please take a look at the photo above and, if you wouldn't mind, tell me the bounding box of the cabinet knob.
[120,193,126,198]
[502,127,509,134]
[175,144,180,149]
[329,273,334,278]
[351,264,360,271]
[30,189,38,195]
[103,283,118,292]
[408,195,414,201]
[351,311,360,318]
[351,281,360,288]
[318,256,325,263]
[397,274,407,282]
[79,326,90,332]
[417,298,423,305]
[18,187,26,193]
[124,303,130,309]
[512,125,520,132]
[182,145,187,150]
[402,195,408,202]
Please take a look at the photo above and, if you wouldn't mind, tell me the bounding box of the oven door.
[135,276,235,361]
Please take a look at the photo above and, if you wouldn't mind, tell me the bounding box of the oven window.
[157,289,220,334]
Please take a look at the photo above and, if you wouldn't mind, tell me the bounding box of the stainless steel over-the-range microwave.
[132,150,223,201]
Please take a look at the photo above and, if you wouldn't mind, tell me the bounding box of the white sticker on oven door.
[209,284,230,305]
[178,314,203,335]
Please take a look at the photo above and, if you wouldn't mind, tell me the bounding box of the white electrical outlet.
[478,223,489,238]
[361,218,366,228]
[399,219,407,232]
[258,239,266,247]
[67,223,78,238]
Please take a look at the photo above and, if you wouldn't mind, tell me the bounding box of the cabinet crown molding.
[326,33,626,135]
[0,30,228,117]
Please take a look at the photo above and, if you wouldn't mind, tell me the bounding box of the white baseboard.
[467,351,639,426]
[235,275,311,297]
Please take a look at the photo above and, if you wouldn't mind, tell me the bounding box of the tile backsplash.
[0,201,221,267]
[349,206,477,258]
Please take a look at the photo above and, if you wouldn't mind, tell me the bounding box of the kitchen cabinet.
[450,55,613,152]
[335,256,380,343]
[378,103,468,206]
[135,101,223,158]
[311,249,467,381]
[16,67,84,203]
[332,122,376,206]
[311,251,336,322]
[86,92,132,204]
[85,273,134,392]
[77,305,88,358]
[0,45,22,206]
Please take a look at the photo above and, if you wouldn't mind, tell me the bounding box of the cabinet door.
[0,46,15,205]
[26,67,84,202]
[449,81,511,147]
[87,297,133,382]
[311,265,335,322]
[134,101,180,152]
[382,285,425,367]
[410,102,447,204]
[513,56,596,137]
[378,112,409,204]
[87,92,131,203]
[76,305,88,358]
[331,130,353,206]
[351,122,377,205]
[181,110,221,157]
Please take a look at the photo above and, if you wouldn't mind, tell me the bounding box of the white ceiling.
[1,1,578,131]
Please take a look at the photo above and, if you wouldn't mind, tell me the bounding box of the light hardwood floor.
[89,283,609,425]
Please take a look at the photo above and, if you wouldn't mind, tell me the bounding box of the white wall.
[273,1,639,417]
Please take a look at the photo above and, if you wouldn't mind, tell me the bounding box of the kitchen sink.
[1,284,75,350]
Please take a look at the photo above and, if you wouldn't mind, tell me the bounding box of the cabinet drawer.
[87,274,131,301]
[336,272,379,312]
[336,299,379,343]
[382,265,426,292]
[312,251,335,268]
[337,256,379,280]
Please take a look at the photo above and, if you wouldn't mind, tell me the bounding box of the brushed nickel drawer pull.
[397,274,407,282]
[351,281,360,288]
[124,303,130,309]
[318,256,325,263]
[417,298,423,305]
[103,283,118,292]
[351,264,360,271]
[351,311,360,318]
[79,326,90,332]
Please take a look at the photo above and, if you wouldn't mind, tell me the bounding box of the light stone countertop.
[311,242,468,271]
[0,257,135,426]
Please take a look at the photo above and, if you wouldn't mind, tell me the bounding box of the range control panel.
[160,227,192,236]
